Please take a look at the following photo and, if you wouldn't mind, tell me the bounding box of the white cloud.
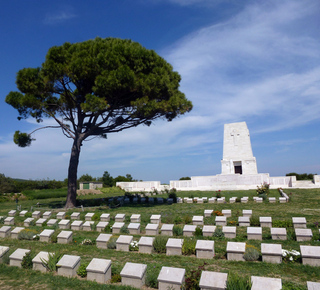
[44,9,76,25]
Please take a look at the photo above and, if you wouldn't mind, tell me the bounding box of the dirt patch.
[76,189,103,196]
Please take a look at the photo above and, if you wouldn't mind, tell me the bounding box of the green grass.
[0,188,320,289]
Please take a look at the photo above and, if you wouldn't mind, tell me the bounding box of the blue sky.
[0,0,319,183]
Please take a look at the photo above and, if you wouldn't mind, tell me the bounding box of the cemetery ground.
[0,187,320,289]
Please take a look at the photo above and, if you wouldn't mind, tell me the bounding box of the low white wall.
[116,181,169,192]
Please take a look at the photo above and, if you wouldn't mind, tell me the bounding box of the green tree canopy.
[6,37,192,208]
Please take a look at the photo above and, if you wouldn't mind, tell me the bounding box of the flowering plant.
[81,238,94,245]
[257,182,270,195]
[129,240,139,251]
[282,249,300,263]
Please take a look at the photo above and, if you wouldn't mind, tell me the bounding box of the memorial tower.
[221,122,258,175]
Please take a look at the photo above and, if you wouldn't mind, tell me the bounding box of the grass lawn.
[0,188,320,289]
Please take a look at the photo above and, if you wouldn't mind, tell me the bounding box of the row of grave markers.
[0,244,319,290]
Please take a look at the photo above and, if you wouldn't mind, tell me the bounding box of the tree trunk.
[65,137,82,208]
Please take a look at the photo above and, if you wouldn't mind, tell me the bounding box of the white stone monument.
[221,122,258,175]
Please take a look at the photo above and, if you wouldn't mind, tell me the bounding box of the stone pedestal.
[307,281,320,290]
[85,212,94,221]
[0,226,11,238]
[166,238,183,256]
[251,276,282,290]
[242,210,252,217]
[131,214,141,223]
[47,219,58,227]
[269,197,276,203]
[96,234,112,249]
[100,213,110,222]
[138,236,154,254]
[292,217,307,229]
[295,228,313,241]
[300,245,320,266]
[238,216,250,227]
[183,225,196,237]
[223,226,236,239]
[11,227,24,239]
[222,210,231,217]
[86,258,112,284]
[83,221,94,231]
[161,224,174,236]
[32,251,52,272]
[43,211,52,219]
[121,262,147,288]
[260,217,272,228]
[208,197,216,203]
[36,218,47,227]
[128,223,140,235]
[203,226,216,237]
[112,222,125,234]
[70,212,80,220]
[215,216,227,226]
[9,248,30,268]
[57,230,73,244]
[4,217,14,226]
[8,210,16,217]
[39,229,55,242]
[271,227,287,240]
[199,271,228,290]
[32,211,41,219]
[19,210,28,217]
[157,266,185,290]
[241,197,248,203]
[0,246,10,263]
[58,219,71,230]
[229,197,237,203]
[226,242,245,261]
[196,240,215,259]
[115,214,125,222]
[116,235,133,252]
[204,210,213,217]
[247,227,262,240]
[56,212,66,219]
[71,220,83,231]
[57,254,80,277]
[261,243,282,264]
[24,217,34,227]
[145,223,159,235]
[96,221,108,232]
[150,214,161,224]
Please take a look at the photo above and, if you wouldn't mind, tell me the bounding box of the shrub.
[107,237,117,249]
[250,216,260,227]
[213,226,224,239]
[153,236,168,254]
[216,190,222,198]
[273,220,293,228]
[212,211,223,216]
[120,225,129,234]
[183,215,192,224]
[174,216,182,224]
[110,274,121,283]
[91,213,100,221]
[0,216,5,224]
[185,264,206,290]
[226,272,251,290]
[41,252,62,272]
[25,212,32,218]
[282,249,301,263]
[182,237,196,255]
[104,224,112,233]
[77,262,89,278]
[173,225,183,236]
[168,188,177,203]
[244,245,260,261]
[194,226,203,237]
[18,229,38,240]
[146,264,162,288]
[256,182,270,195]
[21,252,33,269]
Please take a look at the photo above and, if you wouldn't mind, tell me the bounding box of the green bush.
[21,252,33,269]
[256,182,270,195]
[194,226,203,237]
[273,220,293,228]
[213,226,224,239]
[153,236,168,254]
[41,252,62,272]
[243,245,260,261]
[104,224,112,233]
[174,216,182,224]
[146,264,162,288]
[173,225,183,236]
[120,225,129,234]
[226,272,251,290]
[183,215,192,224]
[250,216,260,227]
[91,213,100,221]
[107,237,117,249]
[185,264,205,290]
[182,237,196,255]
[77,262,89,278]
[0,216,5,224]
[18,229,38,240]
